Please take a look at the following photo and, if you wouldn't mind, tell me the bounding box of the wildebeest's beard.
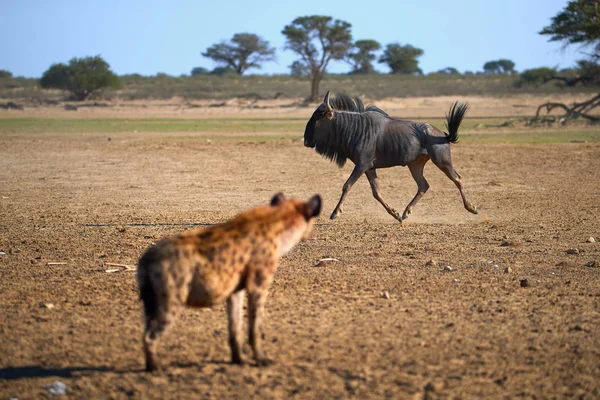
[313,118,348,168]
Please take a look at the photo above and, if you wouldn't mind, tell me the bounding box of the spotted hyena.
[137,193,322,372]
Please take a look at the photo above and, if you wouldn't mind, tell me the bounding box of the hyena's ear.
[303,195,322,220]
[270,192,285,206]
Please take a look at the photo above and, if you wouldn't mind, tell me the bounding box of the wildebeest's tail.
[137,253,158,321]
[444,102,469,143]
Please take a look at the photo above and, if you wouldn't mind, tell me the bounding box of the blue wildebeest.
[303,92,478,222]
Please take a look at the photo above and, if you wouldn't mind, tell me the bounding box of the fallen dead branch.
[104,262,136,273]
[312,258,340,267]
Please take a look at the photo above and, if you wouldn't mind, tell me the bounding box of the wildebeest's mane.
[329,93,390,117]
[312,93,391,168]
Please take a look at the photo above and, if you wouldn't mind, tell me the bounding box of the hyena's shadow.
[0,365,112,380]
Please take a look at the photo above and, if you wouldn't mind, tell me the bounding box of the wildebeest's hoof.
[231,355,244,365]
[255,358,274,367]
[145,362,162,374]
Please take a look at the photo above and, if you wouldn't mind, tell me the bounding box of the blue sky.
[2,0,581,77]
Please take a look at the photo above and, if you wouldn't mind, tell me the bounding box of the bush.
[519,67,557,85]
[0,69,12,78]
[40,56,120,100]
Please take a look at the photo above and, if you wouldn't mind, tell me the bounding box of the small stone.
[504,266,512,274]
[443,266,453,272]
[425,259,437,267]
[45,381,67,396]
[381,291,390,299]
[424,378,445,393]
[586,237,596,243]
[585,260,599,268]
[520,279,529,288]
[565,248,580,255]
[41,303,55,309]
[556,260,576,267]
[0,251,5,255]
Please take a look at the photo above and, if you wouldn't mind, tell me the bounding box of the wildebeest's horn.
[323,91,332,111]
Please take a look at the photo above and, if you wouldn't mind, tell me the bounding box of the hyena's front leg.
[247,290,272,366]
[227,290,245,364]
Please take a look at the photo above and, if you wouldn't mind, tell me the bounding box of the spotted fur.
[137,193,322,372]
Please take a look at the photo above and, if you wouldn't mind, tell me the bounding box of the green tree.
[289,61,310,77]
[209,66,236,76]
[519,67,558,85]
[0,69,12,78]
[378,43,424,75]
[536,0,600,122]
[40,56,120,100]
[435,67,460,75]
[482,59,516,74]
[202,33,275,75]
[190,67,209,76]
[540,0,600,51]
[282,15,353,102]
[346,39,381,74]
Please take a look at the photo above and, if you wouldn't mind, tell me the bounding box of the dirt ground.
[1,98,599,399]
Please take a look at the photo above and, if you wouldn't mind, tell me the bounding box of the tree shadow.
[0,365,112,380]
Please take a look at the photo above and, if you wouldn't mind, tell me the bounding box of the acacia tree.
[435,67,460,75]
[482,59,516,74]
[282,15,353,102]
[378,43,424,74]
[289,61,310,77]
[40,56,120,100]
[202,33,276,75]
[536,0,600,122]
[345,39,381,74]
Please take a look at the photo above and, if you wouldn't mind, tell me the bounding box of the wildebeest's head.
[303,91,334,148]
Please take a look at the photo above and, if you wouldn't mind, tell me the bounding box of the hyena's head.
[270,192,322,255]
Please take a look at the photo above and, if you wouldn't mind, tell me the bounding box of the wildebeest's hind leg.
[365,170,402,222]
[431,156,478,215]
[402,156,431,220]
[330,164,365,219]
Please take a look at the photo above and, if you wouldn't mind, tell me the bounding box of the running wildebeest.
[303,92,478,222]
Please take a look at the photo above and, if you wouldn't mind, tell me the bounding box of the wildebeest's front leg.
[365,170,402,222]
[331,164,365,219]
[227,290,245,364]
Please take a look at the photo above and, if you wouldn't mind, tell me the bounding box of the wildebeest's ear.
[270,192,285,206]
[303,195,322,220]
[323,91,332,112]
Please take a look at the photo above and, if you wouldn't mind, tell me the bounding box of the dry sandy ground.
[0,98,599,399]
[1,93,594,119]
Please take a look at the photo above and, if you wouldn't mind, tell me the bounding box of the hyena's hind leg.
[227,290,245,364]
[142,300,181,372]
[141,277,181,371]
